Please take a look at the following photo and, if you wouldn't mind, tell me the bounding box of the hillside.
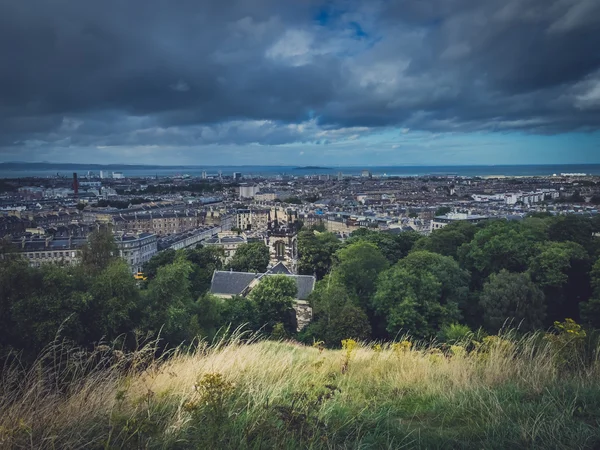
[2,330,600,449]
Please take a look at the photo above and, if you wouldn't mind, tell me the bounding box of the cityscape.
[2,165,599,276]
[2,0,600,447]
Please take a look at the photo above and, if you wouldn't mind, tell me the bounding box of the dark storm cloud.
[1,0,599,155]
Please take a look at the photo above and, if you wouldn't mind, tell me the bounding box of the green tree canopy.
[529,241,590,324]
[186,246,225,297]
[413,221,477,259]
[346,228,420,264]
[142,254,195,345]
[87,259,140,341]
[143,249,177,279]
[548,215,593,250]
[331,241,389,311]
[373,251,466,338]
[80,228,119,272]
[580,258,600,328]
[297,229,341,279]
[248,275,297,334]
[226,241,270,273]
[458,220,545,287]
[479,270,545,333]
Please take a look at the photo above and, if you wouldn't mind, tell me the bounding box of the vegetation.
[225,241,270,273]
[2,329,600,449]
[2,213,600,447]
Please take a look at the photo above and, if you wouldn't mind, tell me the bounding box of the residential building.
[115,232,158,274]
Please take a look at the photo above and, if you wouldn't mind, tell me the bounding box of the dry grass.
[2,332,600,449]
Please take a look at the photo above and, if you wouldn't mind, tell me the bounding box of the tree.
[143,249,177,279]
[186,246,225,297]
[220,295,258,331]
[373,251,466,339]
[10,264,90,352]
[80,228,119,272]
[87,259,140,341]
[580,258,600,328]
[0,258,37,352]
[142,254,195,345]
[458,220,544,288]
[479,270,545,333]
[248,275,297,334]
[226,242,270,273]
[413,221,477,259]
[547,215,593,250]
[331,241,389,312]
[297,229,341,279]
[188,294,224,341]
[528,241,590,324]
[303,304,371,347]
[346,228,420,264]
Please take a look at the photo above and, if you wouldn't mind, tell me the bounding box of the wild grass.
[1,330,600,449]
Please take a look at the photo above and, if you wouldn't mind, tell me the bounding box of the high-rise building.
[233,172,242,180]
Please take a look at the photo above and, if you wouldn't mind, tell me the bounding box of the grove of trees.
[2,213,600,360]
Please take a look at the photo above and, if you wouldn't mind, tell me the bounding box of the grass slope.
[1,334,600,449]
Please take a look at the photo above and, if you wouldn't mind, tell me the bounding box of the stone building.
[265,208,299,273]
[8,236,87,268]
[203,231,248,262]
[209,266,315,331]
[114,232,158,273]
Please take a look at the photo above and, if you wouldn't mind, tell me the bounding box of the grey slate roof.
[210,271,259,296]
[264,274,315,300]
[267,262,292,275]
[210,270,316,300]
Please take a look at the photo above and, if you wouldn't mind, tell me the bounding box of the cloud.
[0,0,599,163]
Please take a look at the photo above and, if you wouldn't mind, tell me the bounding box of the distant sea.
[1,163,600,179]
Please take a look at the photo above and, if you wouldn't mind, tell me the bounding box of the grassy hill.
[2,331,600,449]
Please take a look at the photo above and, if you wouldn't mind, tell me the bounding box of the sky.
[1,0,600,166]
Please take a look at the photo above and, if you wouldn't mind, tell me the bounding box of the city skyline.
[1,0,600,165]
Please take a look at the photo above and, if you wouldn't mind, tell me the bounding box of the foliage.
[413,221,477,259]
[529,241,590,324]
[438,323,473,344]
[297,229,341,279]
[331,241,389,311]
[142,254,195,344]
[80,228,119,272]
[373,251,467,338]
[545,319,587,368]
[347,228,421,264]
[248,275,297,334]
[479,270,546,332]
[226,241,270,273]
[4,331,600,448]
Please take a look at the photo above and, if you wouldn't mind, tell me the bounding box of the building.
[7,236,87,268]
[114,232,158,274]
[361,169,372,178]
[112,210,207,236]
[233,172,242,181]
[238,184,260,199]
[203,231,248,261]
[265,209,299,273]
[210,268,315,330]
[157,225,220,251]
[430,212,489,232]
[235,206,295,231]
[112,172,125,179]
